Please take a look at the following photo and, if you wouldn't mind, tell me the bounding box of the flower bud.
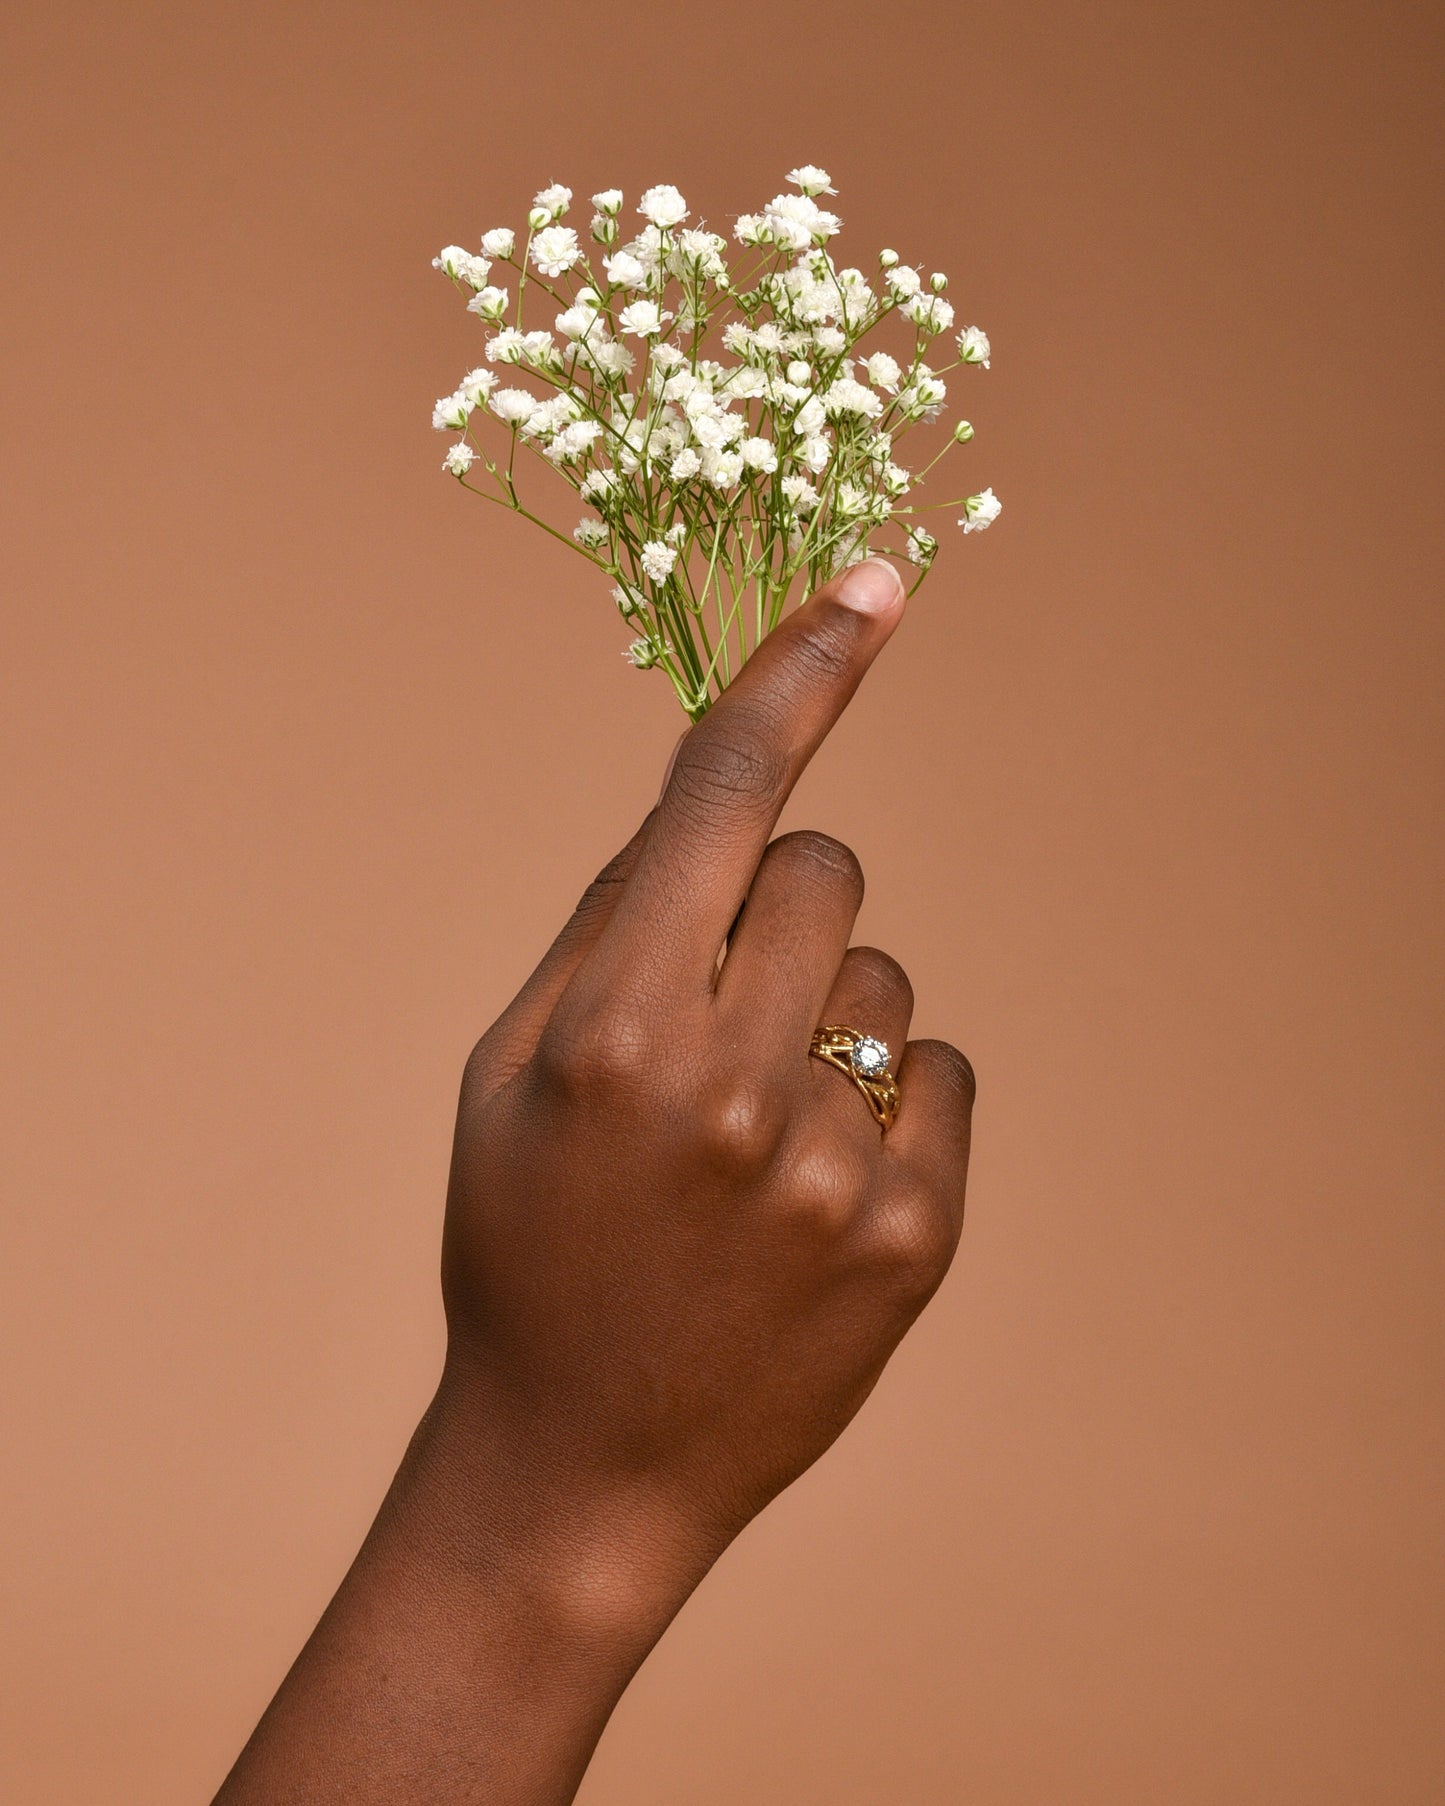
[590,213,618,245]
[591,188,624,215]
[527,206,550,231]
[786,359,811,384]
[953,419,975,443]
[878,248,899,268]
[931,271,948,293]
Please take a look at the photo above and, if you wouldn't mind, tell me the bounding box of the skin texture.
[213,557,974,1804]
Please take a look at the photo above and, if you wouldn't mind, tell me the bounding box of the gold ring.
[809,1025,900,1131]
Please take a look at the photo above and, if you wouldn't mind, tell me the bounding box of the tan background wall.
[2,2,1442,1800]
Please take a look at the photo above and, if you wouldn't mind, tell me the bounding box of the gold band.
[809,1024,900,1131]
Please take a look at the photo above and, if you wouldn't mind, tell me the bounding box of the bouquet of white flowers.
[431,167,1000,718]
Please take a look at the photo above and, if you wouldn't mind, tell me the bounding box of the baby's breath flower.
[722,365,768,401]
[534,183,572,219]
[432,391,471,431]
[530,225,582,277]
[905,294,955,332]
[958,325,992,368]
[550,420,603,463]
[762,192,841,250]
[640,540,677,583]
[821,376,884,420]
[520,330,561,370]
[431,168,1000,717]
[555,303,602,340]
[702,447,744,489]
[433,246,491,287]
[799,435,832,473]
[581,469,620,504]
[793,395,826,437]
[486,329,526,364]
[786,164,836,196]
[603,249,649,290]
[458,368,495,406]
[618,299,668,337]
[467,285,509,322]
[885,264,922,299]
[589,341,635,380]
[959,487,1002,532]
[638,184,688,228]
[900,371,947,421]
[489,387,538,425]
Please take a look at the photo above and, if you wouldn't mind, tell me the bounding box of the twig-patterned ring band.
[809,1025,900,1132]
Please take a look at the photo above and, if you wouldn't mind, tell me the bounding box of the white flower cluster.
[430,170,999,717]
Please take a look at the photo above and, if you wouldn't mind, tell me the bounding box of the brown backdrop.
[3,2,1442,1801]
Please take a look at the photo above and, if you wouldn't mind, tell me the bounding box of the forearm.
[213,1372,708,1806]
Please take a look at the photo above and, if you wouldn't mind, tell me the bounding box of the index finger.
[593,557,907,989]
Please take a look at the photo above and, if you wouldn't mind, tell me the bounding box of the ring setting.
[809,1025,900,1131]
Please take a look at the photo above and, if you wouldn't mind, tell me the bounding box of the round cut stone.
[850,1035,889,1078]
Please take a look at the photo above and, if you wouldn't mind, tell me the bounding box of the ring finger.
[809,946,915,1135]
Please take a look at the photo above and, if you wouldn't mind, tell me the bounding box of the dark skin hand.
[214,555,974,1804]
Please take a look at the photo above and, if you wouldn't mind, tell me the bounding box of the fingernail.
[834,556,905,616]
[656,728,688,803]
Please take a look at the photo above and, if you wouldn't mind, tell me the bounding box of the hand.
[439,554,975,1611]
[215,557,975,1806]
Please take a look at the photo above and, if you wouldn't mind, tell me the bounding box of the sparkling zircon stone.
[849,1036,889,1079]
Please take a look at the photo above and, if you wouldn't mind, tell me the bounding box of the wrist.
[215,1373,708,1805]
[400,1359,718,1668]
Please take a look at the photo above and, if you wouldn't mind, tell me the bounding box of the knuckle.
[784,1138,866,1241]
[790,609,859,689]
[769,830,864,901]
[869,1188,957,1294]
[668,722,787,821]
[461,1033,495,1097]
[914,1038,977,1108]
[695,1076,784,1172]
[845,946,914,1014]
[572,846,633,922]
[535,1000,653,1096]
